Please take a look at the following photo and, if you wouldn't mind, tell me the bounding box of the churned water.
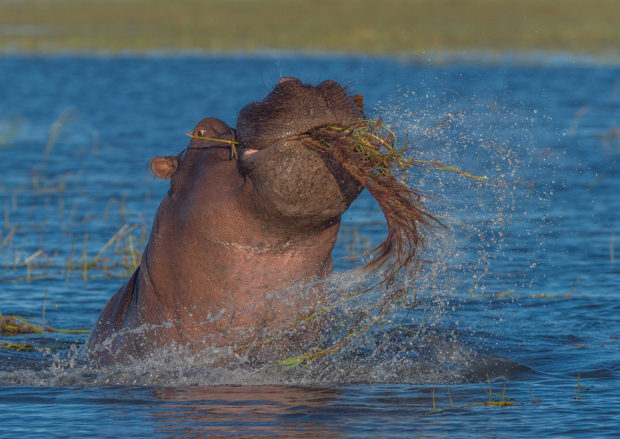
[0,54,618,437]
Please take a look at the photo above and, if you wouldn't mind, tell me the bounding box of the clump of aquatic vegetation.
[0,310,89,351]
[425,379,516,415]
[1,220,145,349]
[0,110,149,351]
[304,117,493,275]
[1,222,147,283]
[422,374,594,415]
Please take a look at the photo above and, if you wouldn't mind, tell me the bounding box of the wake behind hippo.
[88,78,369,363]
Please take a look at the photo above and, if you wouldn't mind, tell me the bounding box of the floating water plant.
[0,339,37,351]
[0,311,46,335]
[0,310,89,351]
[303,119,444,279]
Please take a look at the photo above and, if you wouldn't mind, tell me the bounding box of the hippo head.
[236,77,366,226]
[89,79,372,362]
[151,78,365,232]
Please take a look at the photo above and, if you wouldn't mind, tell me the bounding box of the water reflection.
[149,386,342,437]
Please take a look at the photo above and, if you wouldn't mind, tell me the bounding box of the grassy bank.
[0,0,618,55]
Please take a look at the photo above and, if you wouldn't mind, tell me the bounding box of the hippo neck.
[133,195,340,347]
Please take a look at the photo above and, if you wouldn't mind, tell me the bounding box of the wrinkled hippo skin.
[88,78,364,363]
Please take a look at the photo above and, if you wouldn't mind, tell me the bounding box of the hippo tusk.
[242,149,259,158]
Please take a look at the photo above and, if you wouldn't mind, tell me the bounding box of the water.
[0,54,618,437]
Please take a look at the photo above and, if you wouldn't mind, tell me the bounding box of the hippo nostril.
[191,117,233,139]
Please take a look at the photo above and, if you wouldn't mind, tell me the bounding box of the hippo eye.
[194,128,207,137]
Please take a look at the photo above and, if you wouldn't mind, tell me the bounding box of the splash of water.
[0,90,542,387]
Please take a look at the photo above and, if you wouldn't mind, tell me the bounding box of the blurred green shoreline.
[1,0,619,58]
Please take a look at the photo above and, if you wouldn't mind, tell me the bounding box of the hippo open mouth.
[236,77,363,153]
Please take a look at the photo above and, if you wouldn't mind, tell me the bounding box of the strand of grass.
[0,338,36,351]
[3,201,9,229]
[42,289,47,320]
[278,287,416,369]
[0,275,58,283]
[411,108,468,145]
[85,223,138,269]
[0,338,66,351]
[276,291,405,367]
[483,383,516,407]
[23,249,51,282]
[484,375,515,401]
[186,133,239,159]
[574,373,590,399]
[0,312,45,334]
[186,133,239,144]
[35,321,90,334]
[82,233,88,282]
[241,281,383,350]
[65,237,75,282]
[376,291,421,351]
[325,284,414,341]
[278,329,360,370]
[424,400,516,415]
[410,159,495,182]
[529,386,539,403]
[0,269,138,283]
[127,234,138,270]
[40,110,73,172]
[0,228,15,252]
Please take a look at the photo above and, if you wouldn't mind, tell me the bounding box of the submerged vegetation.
[0,310,89,351]
[0,0,618,56]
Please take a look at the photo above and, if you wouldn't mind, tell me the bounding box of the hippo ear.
[352,94,364,112]
[150,155,179,179]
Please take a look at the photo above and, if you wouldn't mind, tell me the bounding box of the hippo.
[88,77,367,363]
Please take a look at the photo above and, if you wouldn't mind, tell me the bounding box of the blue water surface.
[0,54,618,437]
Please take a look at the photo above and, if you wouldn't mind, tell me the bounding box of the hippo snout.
[236,78,364,151]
